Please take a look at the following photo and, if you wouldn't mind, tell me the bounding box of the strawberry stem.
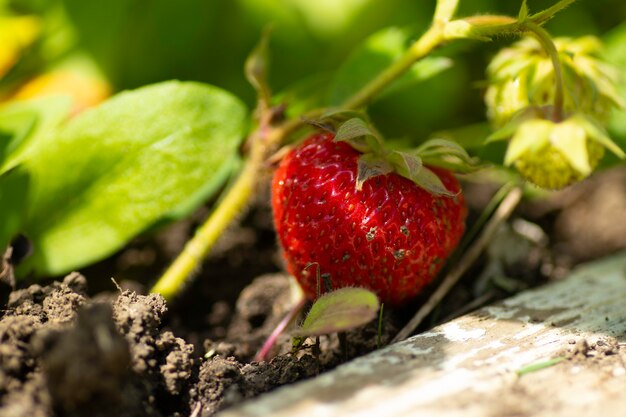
[340,25,445,110]
[523,21,565,121]
[151,115,305,299]
[255,294,306,362]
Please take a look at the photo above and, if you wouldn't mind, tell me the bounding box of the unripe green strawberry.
[512,135,604,190]
[490,109,624,190]
[271,133,467,306]
[485,36,622,127]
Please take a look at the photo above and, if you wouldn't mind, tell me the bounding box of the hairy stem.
[340,25,444,109]
[523,21,565,121]
[151,118,303,299]
[255,294,306,362]
[151,142,263,298]
[529,0,577,26]
[434,0,460,23]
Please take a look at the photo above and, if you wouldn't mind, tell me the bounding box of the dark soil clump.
[0,273,198,416]
[0,272,400,417]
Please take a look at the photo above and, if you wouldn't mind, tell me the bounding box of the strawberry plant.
[1,0,625,356]
[2,0,626,415]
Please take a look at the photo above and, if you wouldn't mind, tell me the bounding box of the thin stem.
[151,145,263,299]
[255,295,306,362]
[151,118,304,299]
[340,25,444,110]
[391,185,523,343]
[523,21,565,121]
[434,0,459,23]
[529,0,577,26]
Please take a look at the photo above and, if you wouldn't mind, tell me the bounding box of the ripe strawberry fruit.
[271,133,467,306]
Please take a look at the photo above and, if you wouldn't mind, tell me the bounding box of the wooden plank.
[220,252,626,417]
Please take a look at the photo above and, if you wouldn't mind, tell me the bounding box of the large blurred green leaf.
[0,109,36,169]
[8,80,246,276]
[0,166,29,251]
[329,27,452,107]
[0,96,71,172]
[0,97,70,252]
[604,21,626,153]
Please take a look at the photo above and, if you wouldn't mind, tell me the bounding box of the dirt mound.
[0,273,396,417]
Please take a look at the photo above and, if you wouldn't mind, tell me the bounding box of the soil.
[1,166,625,416]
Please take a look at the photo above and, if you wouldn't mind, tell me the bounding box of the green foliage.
[275,27,452,119]
[0,81,247,276]
[0,96,72,171]
[0,167,29,251]
[329,27,453,106]
[294,288,380,337]
[605,21,626,152]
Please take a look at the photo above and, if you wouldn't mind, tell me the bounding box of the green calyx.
[325,115,478,196]
[488,108,625,190]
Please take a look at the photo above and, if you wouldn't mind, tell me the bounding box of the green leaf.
[356,154,393,191]
[294,288,380,337]
[550,121,591,175]
[413,138,480,173]
[576,113,626,158]
[159,153,242,223]
[245,27,272,105]
[389,150,423,181]
[504,119,552,166]
[0,96,72,173]
[15,81,247,276]
[329,27,452,106]
[335,117,378,143]
[0,111,36,171]
[518,0,529,21]
[334,117,383,154]
[320,109,368,124]
[0,167,30,251]
[415,138,470,158]
[406,165,457,197]
[486,124,516,143]
[527,0,576,26]
[604,21,626,152]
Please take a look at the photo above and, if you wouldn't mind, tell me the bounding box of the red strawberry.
[271,133,467,306]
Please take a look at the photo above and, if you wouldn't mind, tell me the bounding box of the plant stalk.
[340,25,444,110]
[151,142,263,299]
[523,21,565,121]
[152,118,302,299]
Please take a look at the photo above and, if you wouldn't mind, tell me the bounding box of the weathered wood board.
[221,251,626,417]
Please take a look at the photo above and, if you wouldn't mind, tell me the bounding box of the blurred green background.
[2,0,626,142]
